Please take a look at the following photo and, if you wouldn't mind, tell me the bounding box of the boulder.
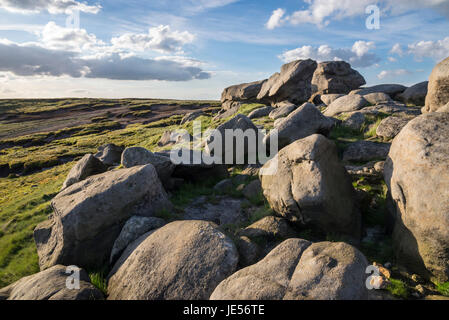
[376,116,413,140]
[342,112,365,131]
[221,80,266,105]
[183,196,246,226]
[0,265,103,300]
[242,180,262,200]
[206,114,259,164]
[213,179,234,193]
[210,239,311,300]
[240,216,298,240]
[384,112,449,282]
[236,236,261,267]
[94,144,124,166]
[110,216,165,264]
[266,103,334,149]
[343,141,391,162]
[34,165,172,270]
[269,102,296,120]
[61,154,106,190]
[121,147,175,184]
[311,61,366,95]
[107,220,239,300]
[399,81,428,106]
[211,239,369,300]
[323,94,369,117]
[180,110,204,124]
[436,102,449,113]
[283,242,369,300]
[157,130,192,147]
[260,134,361,239]
[320,94,344,106]
[248,106,274,119]
[363,92,392,105]
[424,57,449,113]
[257,59,318,105]
[351,84,407,98]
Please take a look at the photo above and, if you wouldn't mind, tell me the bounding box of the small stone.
[411,274,423,284]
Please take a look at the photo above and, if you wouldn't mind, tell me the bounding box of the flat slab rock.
[343,141,391,163]
[183,196,247,225]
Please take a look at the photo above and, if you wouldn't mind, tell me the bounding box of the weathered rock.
[363,92,392,105]
[219,102,241,115]
[210,239,311,300]
[157,131,192,147]
[221,80,266,105]
[206,114,259,164]
[248,106,274,119]
[0,265,103,300]
[351,84,407,98]
[236,236,261,267]
[343,141,391,162]
[211,239,369,300]
[108,220,239,300]
[94,144,124,166]
[399,81,428,106]
[320,94,344,106]
[121,147,175,185]
[257,60,317,105]
[240,216,298,240]
[260,134,361,239]
[180,110,204,124]
[376,116,413,140]
[324,94,369,117]
[214,179,234,193]
[266,103,334,149]
[284,242,369,300]
[342,112,365,131]
[273,117,286,127]
[436,102,449,113]
[242,180,262,200]
[61,154,106,190]
[34,165,172,270]
[311,61,366,95]
[424,57,449,113]
[110,216,165,264]
[183,196,246,226]
[269,102,296,120]
[384,112,449,282]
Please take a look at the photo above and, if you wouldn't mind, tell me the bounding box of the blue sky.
[0,0,448,99]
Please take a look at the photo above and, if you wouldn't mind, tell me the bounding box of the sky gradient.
[0,0,448,99]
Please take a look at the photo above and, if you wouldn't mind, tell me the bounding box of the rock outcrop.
[0,265,103,300]
[107,221,239,300]
[323,94,369,117]
[424,57,449,113]
[94,144,124,166]
[221,80,267,109]
[61,154,106,190]
[384,112,449,282]
[399,81,428,106]
[260,134,361,239]
[34,165,172,270]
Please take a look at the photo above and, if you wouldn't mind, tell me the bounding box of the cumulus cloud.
[377,69,412,80]
[266,8,286,30]
[278,41,380,68]
[390,37,449,62]
[0,40,210,81]
[111,25,195,54]
[267,0,449,28]
[0,0,101,14]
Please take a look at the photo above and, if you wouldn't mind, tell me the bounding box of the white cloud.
[111,25,195,54]
[267,0,449,28]
[0,0,101,14]
[377,69,412,79]
[390,43,404,56]
[407,37,449,61]
[266,8,286,30]
[278,41,380,68]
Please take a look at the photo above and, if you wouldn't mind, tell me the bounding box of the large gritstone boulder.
[34,165,172,270]
[257,59,318,105]
[107,220,239,300]
[61,154,106,190]
[260,134,361,239]
[311,61,366,96]
[384,112,449,282]
[221,80,266,109]
[0,265,103,300]
[424,57,449,113]
[399,81,428,106]
[210,239,369,300]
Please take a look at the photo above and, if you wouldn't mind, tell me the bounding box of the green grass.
[387,278,409,299]
[435,282,449,297]
[88,268,109,296]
